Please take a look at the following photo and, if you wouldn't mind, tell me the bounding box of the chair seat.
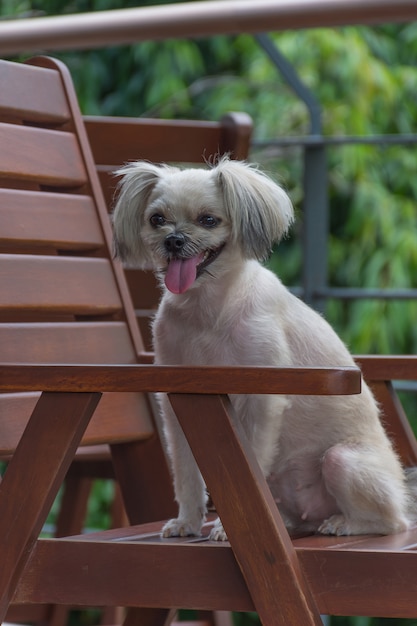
[12,517,417,618]
[13,518,255,613]
[295,525,417,617]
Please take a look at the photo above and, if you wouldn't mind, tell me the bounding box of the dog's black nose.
[165,233,186,253]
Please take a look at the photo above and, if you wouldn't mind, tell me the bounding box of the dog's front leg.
[159,395,207,537]
[209,394,288,542]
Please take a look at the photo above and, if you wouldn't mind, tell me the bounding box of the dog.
[112,156,417,540]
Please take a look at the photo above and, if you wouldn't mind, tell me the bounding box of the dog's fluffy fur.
[113,157,417,540]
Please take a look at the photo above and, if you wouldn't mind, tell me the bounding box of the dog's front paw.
[209,518,228,541]
[162,517,202,538]
[318,514,349,536]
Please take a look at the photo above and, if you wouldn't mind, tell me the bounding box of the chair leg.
[188,611,234,626]
[123,607,177,626]
[55,473,93,537]
[0,392,101,623]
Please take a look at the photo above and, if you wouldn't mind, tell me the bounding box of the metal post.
[254,33,328,312]
[302,142,328,311]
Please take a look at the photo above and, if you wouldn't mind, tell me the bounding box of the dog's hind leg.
[318,442,410,536]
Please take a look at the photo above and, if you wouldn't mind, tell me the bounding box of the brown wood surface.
[0,392,101,618]
[13,521,417,618]
[356,354,417,380]
[85,112,252,166]
[295,527,417,617]
[0,59,69,123]
[13,537,254,612]
[170,393,322,626]
[110,437,178,524]
[0,124,86,187]
[0,392,153,454]
[0,363,362,395]
[0,255,122,315]
[0,189,103,251]
[0,323,137,362]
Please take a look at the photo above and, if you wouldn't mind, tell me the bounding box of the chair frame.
[1,55,417,626]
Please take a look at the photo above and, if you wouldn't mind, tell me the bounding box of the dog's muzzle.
[163,233,225,295]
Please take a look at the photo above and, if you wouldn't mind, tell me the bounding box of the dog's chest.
[154,303,265,366]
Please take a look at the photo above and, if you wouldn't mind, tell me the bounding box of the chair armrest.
[0,363,361,396]
[355,355,417,381]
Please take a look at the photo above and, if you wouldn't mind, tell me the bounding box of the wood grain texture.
[0,323,137,363]
[0,189,103,251]
[170,393,322,626]
[356,355,417,380]
[0,59,69,123]
[0,363,362,395]
[0,392,101,619]
[0,124,86,187]
[0,255,122,315]
[85,112,253,166]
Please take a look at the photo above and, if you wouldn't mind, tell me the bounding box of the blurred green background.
[3,2,417,625]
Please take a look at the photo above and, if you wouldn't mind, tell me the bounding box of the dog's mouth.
[164,245,225,295]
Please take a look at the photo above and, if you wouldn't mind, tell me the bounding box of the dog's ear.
[214,158,294,260]
[112,161,167,264]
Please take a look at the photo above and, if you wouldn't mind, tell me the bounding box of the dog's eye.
[150,214,166,227]
[199,215,220,228]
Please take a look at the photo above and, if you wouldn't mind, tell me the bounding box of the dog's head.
[112,157,293,294]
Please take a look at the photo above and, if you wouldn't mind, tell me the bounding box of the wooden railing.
[1,0,417,56]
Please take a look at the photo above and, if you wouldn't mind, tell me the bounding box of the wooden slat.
[296,534,417,617]
[85,116,224,165]
[13,521,417,617]
[0,322,137,363]
[14,537,254,612]
[0,60,69,124]
[0,392,153,454]
[0,123,86,187]
[356,355,417,380]
[0,189,103,250]
[0,363,361,396]
[0,255,121,315]
[85,113,252,177]
[124,269,161,310]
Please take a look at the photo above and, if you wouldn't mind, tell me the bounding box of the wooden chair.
[0,54,177,626]
[0,55,413,626]
[0,58,359,624]
[355,356,417,467]
[3,70,252,626]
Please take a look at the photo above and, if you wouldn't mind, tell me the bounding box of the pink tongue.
[165,256,203,294]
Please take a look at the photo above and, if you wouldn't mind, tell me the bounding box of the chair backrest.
[84,112,253,205]
[84,113,253,349]
[0,56,157,455]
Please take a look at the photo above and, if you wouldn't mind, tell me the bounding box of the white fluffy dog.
[113,156,416,540]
